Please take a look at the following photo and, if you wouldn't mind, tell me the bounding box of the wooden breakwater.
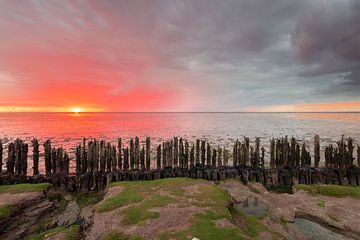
[0,135,359,192]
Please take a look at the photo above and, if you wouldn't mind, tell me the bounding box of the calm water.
[0,112,359,172]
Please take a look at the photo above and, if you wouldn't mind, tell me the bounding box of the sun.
[70,107,82,113]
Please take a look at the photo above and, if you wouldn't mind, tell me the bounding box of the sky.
[0,0,359,112]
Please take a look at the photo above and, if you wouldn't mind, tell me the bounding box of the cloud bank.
[0,0,359,111]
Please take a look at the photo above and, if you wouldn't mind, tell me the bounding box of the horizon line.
[0,111,360,114]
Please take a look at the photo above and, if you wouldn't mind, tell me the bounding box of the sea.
[0,112,359,173]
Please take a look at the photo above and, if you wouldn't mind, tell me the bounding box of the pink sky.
[0,1,359,112]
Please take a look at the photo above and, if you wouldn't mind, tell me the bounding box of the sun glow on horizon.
[70,108,82,113]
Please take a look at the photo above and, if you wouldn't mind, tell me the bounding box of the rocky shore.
[0,178,359,240]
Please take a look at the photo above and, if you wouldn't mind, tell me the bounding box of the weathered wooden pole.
[201,140,206,166]
[87,141,93,172]
[51,147,57,174]
[185,140,189,169]
[212,148,217,167]
[357,146,360,167]
[270,138,275,168]
[63,152,69,174]
[261,147,265,168]
[179,138,184,168]
[99,140,106,172]
[44,139,52,176]
[135,137,140,169]
[7,143,14,174]
[217,146,222,167]
[32,139,39,175]
[295,143,301,167]
[82,138,87,173]
[233,140,238,166]
[347,137,354,168]
[206,142,211,166]
[21,142,28,176]
[146,137,151,170]
[314,135,320,168]
[124,147,129,170]
[244,137,250,166]
[174,137,178,167]
[106,142,112,172]
[0,139,2,174]
[223,147,229,166]
[196,139,200,166]
[156,144,161,169]
[118,138,122,170]
[94,139,99,172]
[255,137,260,168]
[76,144,81,173]
[162,142,166,168]
[190,144,195,167]
[111,145,117,171]
[14,139,21,175]
[130,138,135,170]
[140,145,145,170]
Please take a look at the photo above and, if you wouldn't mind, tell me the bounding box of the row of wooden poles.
[0,135,359,177]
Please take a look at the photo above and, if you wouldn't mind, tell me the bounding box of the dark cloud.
[291,0,360,98]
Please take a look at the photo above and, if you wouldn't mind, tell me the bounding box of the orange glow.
[71,108,82,113]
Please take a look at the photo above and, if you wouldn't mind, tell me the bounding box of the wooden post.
[135,137,140,169]
[7,143,14,174]
[82,138,87,173]
[44,139,52,176]
[63,152,69,174]
[52,147,57,174]
[157,144,161,169]
[295,143,300,167]
[14,139,21,175]
[290,137,296,167]
[162,142,166,168]
[212,148,217,167]
[146,137,151,170]
[87,141,93,172]
[244,137,250,166]
[206,142,211,166]
[233,140,238,166]
[190,144,195,167]
[75,144,81,173]
[357,146,360,167]
[201,140,206,166]
[347,137,354,168]
[124,147,129,170]
[185,140,189,169]
[255,137,260,168]
[94,139,99,172]
[261,147,265,169]
[283,136,289,166]
[0,139,2,174]
[179,138,184,168]
[21,142,28,176]
[196,139,200,166]
[112,145,117,171]
[223,147,228,166]
[100,140,106,172]
[31,139,39,175]
[118,138,122,170]
[106,142,112,172]
[130,138,134,170]
[174,137,178,167]
[270,138,275,168]
[314,135,320,168]
[140,145,145,170]
[217,146,222,167]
